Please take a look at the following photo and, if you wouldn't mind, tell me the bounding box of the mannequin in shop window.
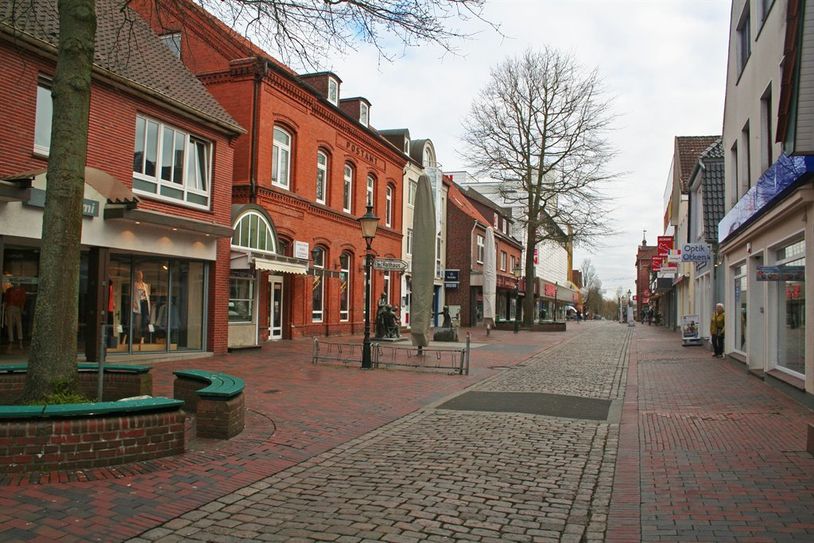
[132,270,151,350]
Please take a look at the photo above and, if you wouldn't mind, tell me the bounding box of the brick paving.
[0,326,576,542]
[4,321,814,542]
[125,322,630,543]
[608,324,814,543]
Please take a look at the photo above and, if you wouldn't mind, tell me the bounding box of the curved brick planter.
[0,366,184,474]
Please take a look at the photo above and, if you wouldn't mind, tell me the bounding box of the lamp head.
[358,205,379,241]
[512,264,522,279]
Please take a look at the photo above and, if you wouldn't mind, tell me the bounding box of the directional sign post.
[372,258,408,272]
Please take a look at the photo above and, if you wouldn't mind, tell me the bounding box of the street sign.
[373,258,408,272]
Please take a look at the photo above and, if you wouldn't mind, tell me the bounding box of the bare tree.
[579,259,603,316]
[8,0,492,402]
[461,47,617,325]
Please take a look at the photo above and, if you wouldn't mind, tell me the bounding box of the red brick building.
[132,1,406,345]
[635,239,658,320]
[0,0,242,357]
[444,182,523,327]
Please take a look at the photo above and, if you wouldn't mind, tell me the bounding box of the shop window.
[133,115,212,208]
[776,239,805,376]
[229,277,254,323]
[316,150,328,204]
[232,210,276,253]
[272,126,291,189]
[339,252,351,321]
[34,81,53,155]
[312,247,325,322]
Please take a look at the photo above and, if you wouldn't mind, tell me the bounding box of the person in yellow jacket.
[710,303,725,358]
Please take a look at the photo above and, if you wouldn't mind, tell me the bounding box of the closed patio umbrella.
[482,227,496,328]
[410,174,436,347]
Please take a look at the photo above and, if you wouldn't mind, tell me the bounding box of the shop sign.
[293,241,310,260]
[26,188,99,217]
[756,265,805,282]
[533,248,539,264]
[544,283,557,297]
[681,314,702,345]
[444,269,460,282]
[681,243,710,263]
[651,255,663,271]
[373,258,408,272]
[657,236,673,256]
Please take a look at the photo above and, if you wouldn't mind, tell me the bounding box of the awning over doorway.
[230,251,308,275]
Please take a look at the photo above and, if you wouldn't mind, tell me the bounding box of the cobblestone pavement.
[608,324,814,543]
[128,322,630,543]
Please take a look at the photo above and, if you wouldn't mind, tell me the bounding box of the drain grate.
[437,391,611,420]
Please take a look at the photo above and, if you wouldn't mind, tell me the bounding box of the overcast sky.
[312,0,730,298]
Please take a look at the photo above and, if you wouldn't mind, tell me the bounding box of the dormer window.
[360,103,369,126]
[328,78,338,105]
[423,145,435,167]
[160,32,181,58]
[404,138,410,154]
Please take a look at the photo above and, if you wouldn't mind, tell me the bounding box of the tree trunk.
[22,0,96,402]
[522,228,537,326]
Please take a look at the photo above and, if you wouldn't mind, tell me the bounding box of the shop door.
[269,277,283,340]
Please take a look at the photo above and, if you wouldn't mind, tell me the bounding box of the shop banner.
[681,314,702,345]
[756,265,805,282]
[657,236,673,256]
[651,255,663,271]
[681,243,710,263]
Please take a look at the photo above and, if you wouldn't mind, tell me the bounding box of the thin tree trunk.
[22,0,96,402]
[522,228,537,325]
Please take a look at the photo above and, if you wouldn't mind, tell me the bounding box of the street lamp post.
[553,281,558,323]
[627,289,633,327]
[512,264,522,334]
[357,205,379,370]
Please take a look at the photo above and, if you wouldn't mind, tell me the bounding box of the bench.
[173,370,245,439]
[0,397,182,419]
[0,363,150,374]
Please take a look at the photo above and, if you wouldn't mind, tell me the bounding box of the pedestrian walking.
[710,303,725,358]
[647,307,653,326]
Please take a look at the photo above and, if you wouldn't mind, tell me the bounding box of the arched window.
[343,163,353,213]
[366,174,375,208]
[312,246,326,322]
[272,126,291,188]
[339,251,352,321]
[385,184,394,227]
[422,145,435,168]
[316,150,328,204]
[231,210,276,253]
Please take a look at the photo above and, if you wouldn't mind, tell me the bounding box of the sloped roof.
[676,136,719,192]
[0,0,242,134]
[462,187,513,217]
[700,140,725,243]
[447,182,491,227]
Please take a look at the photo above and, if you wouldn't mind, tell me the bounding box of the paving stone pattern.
[128,323,631,543]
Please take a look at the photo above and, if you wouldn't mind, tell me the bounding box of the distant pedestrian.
[710,303,725,358]
[647,307,653,326]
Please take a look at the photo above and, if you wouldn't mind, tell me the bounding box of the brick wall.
[445,205,482,327]
[0,372,152,404]
[173,376,245,439]
[0,410,185,473]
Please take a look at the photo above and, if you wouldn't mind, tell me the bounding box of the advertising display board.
[681,314,702,346]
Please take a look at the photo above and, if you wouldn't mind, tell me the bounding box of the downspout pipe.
[249,58,267,203]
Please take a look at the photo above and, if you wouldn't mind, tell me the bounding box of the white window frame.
[231,210,276,253]
[34,81,53,156]
[385,185,393,227]
[500,251,507,271]
[737,4,751,74]
[407,180,417,207]
[360,103,369,126]
[343,164,354,213]
[366,175,375,208]
[339,252,351,321]
[327,78,339,105]
[436,234,442,277]
[132,114,212,210]
[312,247,325,322]
[272,126,292,189]
[383,272,391,305]
[228,277,255,323]
[316,150,328,204]
[406,228,413,256]
[423,146,434,167]
[476,234,484,263]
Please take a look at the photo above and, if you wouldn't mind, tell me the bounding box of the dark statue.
[375,302,401,339]
[433,305,458,342]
